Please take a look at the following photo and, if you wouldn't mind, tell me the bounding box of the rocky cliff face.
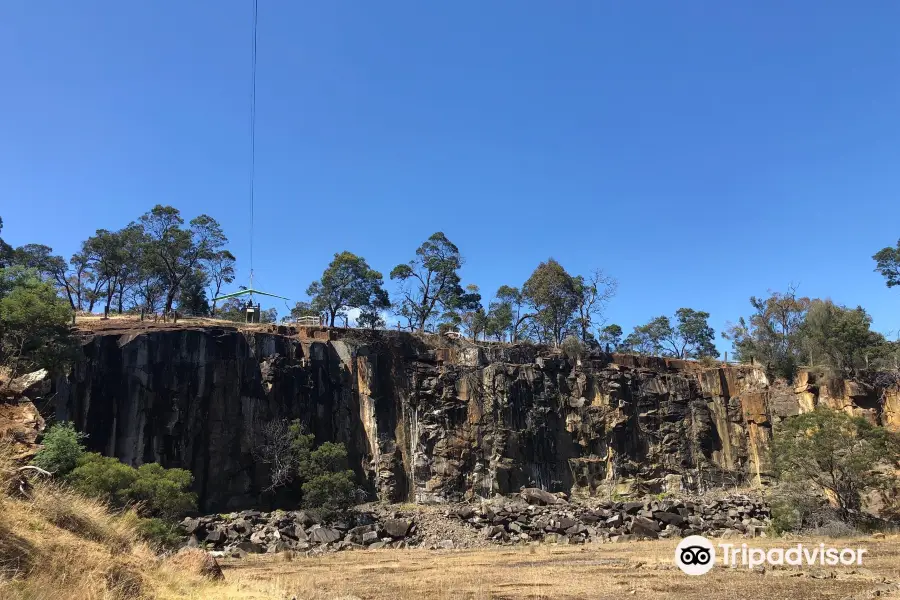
[49,326,899,511]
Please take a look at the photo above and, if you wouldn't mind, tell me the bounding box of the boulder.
[362,531,379,545]
[293,511,317,527]
[520,488,561,506]
[180,517,202,534]
[606,514,624,527]
[630,516,660,539]
[235,540,263,554]
[309,527,341,544]
[249,530,268,545]
[203,528,225,544]
[8,369,50,399]
[456,506,476,520]
[382,518,413,538]
[347,524,375,543]
[653,511,685,526]
[622,501,644,514]
[230,518,251,534]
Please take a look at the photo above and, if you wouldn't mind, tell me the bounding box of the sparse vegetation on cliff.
[252,419,357,516]
[390,232,480,332]
[723,287,899,380]
[31,422,85,475]
[4,208,899,378]
[622,308,718,359]
[0,266,76,381]
[307,251,390,328]
[769,407,900,532]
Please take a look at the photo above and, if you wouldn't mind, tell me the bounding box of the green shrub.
[768,497,801,535]
[771,407,900,519]
[67,453,137,505]
[302,441,348,475]
[298,438,355,517]
[135,517,183,550]
[302,471,355,516]
[66,453,196,519]
[32,422,86,476]
[560,335,585,360]
[128,463,196,519]
[698,355,718,368]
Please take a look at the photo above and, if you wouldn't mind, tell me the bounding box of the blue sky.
[2,1,899,351]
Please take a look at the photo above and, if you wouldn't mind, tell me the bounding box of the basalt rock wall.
[49,327,899,511]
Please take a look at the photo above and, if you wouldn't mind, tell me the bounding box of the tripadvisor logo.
[675,535,868,575]
[675,536,716,575]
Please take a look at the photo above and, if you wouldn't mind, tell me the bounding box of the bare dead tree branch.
[17,466,53,476]
[251,418,298,492]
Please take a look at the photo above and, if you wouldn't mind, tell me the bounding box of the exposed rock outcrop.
[48,326,899,511]
[0,369,49,460]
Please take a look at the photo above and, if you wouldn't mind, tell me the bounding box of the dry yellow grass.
[213,538,900,600]
[0,466,222,600]
[2,445,899,600]
[3,479,900,600]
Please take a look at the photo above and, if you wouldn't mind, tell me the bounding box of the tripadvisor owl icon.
[675,535,716,575]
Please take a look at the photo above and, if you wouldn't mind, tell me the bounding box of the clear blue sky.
[2,1,899,351]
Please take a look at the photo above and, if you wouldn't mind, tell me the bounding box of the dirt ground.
[216,536,900,600]
[73,313,273,334]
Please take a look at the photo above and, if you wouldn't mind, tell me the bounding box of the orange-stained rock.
[884,387,900,432]
[741,391,769,424]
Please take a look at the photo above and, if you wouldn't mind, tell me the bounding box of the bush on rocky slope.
[254,419,358,516]
[771,407,900,528]
[33,423,198,520]
[30,421,85,476]
[0,444,223,600]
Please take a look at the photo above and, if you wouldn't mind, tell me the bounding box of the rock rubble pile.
[454,489,770,544]
[181,509,418,558]
[180,491,770,557]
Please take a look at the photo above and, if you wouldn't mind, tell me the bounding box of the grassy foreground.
[218,538,900,600]
[1,463,899,600]
[0,479,228,600]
